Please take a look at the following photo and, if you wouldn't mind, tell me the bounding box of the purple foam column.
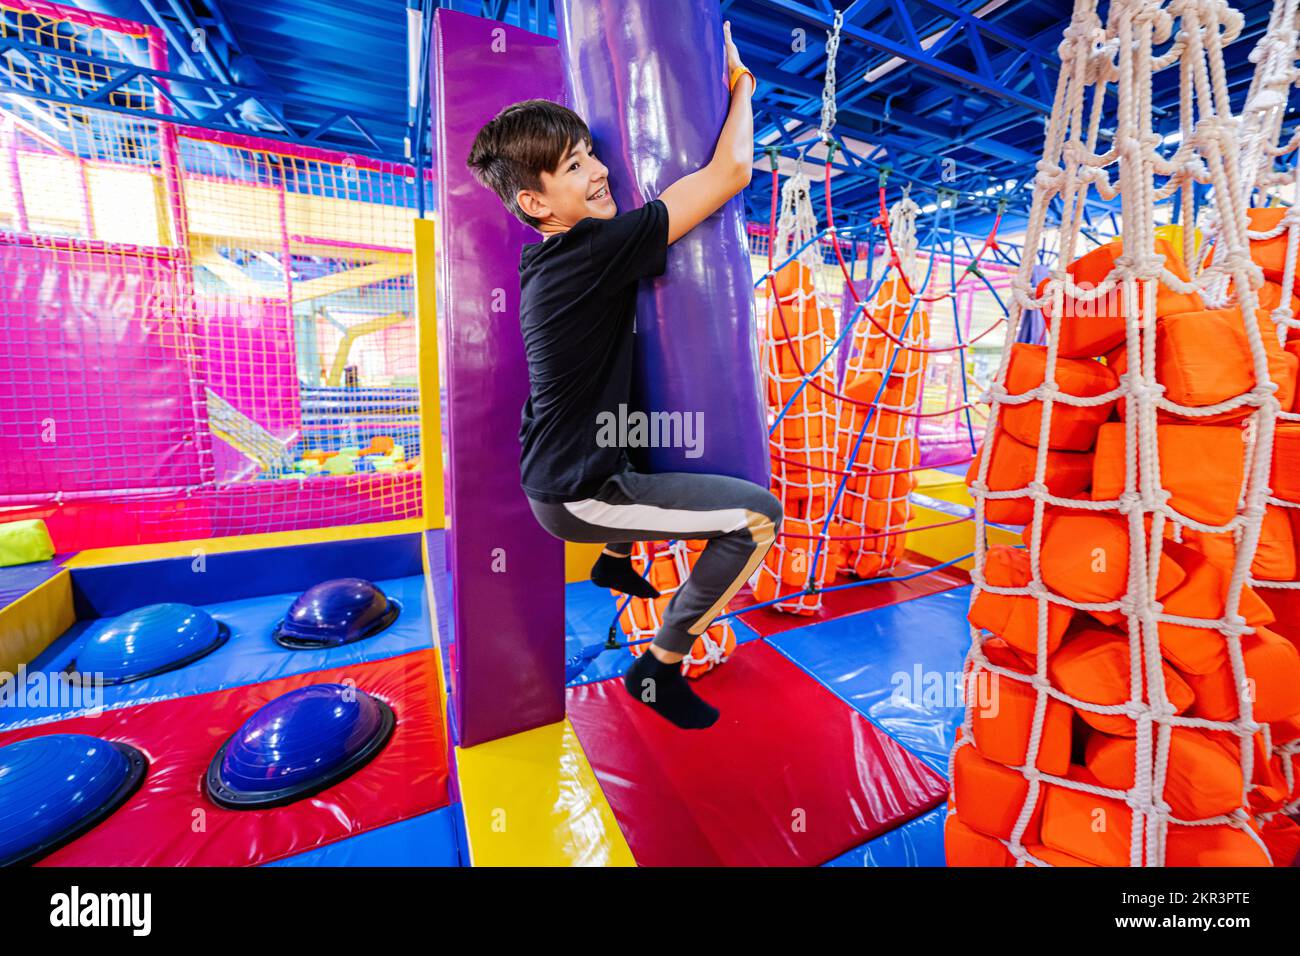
[431,10,566,747]
[555,0,769,487]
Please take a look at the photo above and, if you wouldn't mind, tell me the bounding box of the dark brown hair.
[466,99,592,228]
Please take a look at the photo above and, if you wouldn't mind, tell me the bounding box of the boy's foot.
[591,551,660,599]
[623,651,719,730]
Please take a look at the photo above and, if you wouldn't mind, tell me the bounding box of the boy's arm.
[658,21,754,245]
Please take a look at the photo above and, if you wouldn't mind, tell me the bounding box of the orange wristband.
[728,66,754,94]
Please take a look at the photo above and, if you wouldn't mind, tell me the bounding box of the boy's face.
[519,139,616,231]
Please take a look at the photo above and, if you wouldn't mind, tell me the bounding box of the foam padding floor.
[726,553,968,638]
[0,650,450,866]
[765,586,974,778]
[264,807,461,867]
[566,640,948,866]
[824,805,947,866]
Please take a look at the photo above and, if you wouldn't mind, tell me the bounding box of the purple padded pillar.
[555,0,769,487]
[432,10,566,747]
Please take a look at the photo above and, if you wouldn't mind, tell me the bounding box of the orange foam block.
[968,544,1075,657]
[1165,823,1271,866]
[1150,306,1296,418]
[1183,626,1300,722]
[1085,727,1244,820]
[1156,540,1275,675]
[951,743,1043,843]
[1048,625,1195,736]
[848,532,906,579]
[1091,422,1246,527]
[1260,816,1300,867]
[1242,206,1300,283]
[1251,504,1298,581]
[970,639,1073,774]
[1037,508,1186,609]
[1023,844,1099,866]
[967,429,1092,526]
[1039,238,1202,358]
[1040,766,1133,867]
[682,625,736,679]
[1272,422,1300,503]
[1252,278,1300,321]
[842,370,883,405]
[620,593,671,633]
[770,260,814,301]
[1259,586,1300,645]
[1001,343,1119,451]
[944,813,1016,867]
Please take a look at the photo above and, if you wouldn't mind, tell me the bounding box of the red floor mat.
[728,553,969,637]
[566,641,948,866]
[0,650,449,867]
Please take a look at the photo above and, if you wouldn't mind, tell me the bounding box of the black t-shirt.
[517,199,669,502]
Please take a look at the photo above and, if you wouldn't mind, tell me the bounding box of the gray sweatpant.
[529,470,783,654]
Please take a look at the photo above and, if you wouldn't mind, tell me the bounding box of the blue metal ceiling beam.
[0,36,406,160]
[744,0,1056,178]
[750,0,1055,113]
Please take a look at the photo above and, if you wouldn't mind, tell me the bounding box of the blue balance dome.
[0,734,146,866]
[204,683,395,809]
[272,578,400,649]
[69,603,229,685]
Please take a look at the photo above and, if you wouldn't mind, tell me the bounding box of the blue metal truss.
[25,0,1291,233]
[0,32,407,160]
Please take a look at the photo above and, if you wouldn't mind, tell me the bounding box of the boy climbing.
[466,23,780,730]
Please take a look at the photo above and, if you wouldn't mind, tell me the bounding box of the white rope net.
[755,170,844,614]
[952,0,1300,866]
[833,196,930,580]
[1237,0,1300,824]
[616,540,737,678]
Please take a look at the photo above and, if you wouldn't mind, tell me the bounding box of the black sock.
[623,650,719,730]
[591,551,660,599]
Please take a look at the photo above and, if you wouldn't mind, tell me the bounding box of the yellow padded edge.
[565,541,604,584]
[62,518,425,568]
[413,217,446,530]
[0,571,74,677]
[914,467,973,503]
[455,719,635,867]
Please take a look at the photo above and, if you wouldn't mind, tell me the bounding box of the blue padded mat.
[0,558,64,611]
[1,574,432,729]
[563,580,761,686]
[823,805,946,866]
[264,806,461,867]
[766,586,973,777]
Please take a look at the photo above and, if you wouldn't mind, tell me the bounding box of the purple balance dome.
[204,683,395,809]
[272,578,400,649]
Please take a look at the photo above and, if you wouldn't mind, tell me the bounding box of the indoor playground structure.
[1,0,1300,872]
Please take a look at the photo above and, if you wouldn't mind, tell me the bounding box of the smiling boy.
[466,24,781,729]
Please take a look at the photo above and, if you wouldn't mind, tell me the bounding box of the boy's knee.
[749,487,783,528]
